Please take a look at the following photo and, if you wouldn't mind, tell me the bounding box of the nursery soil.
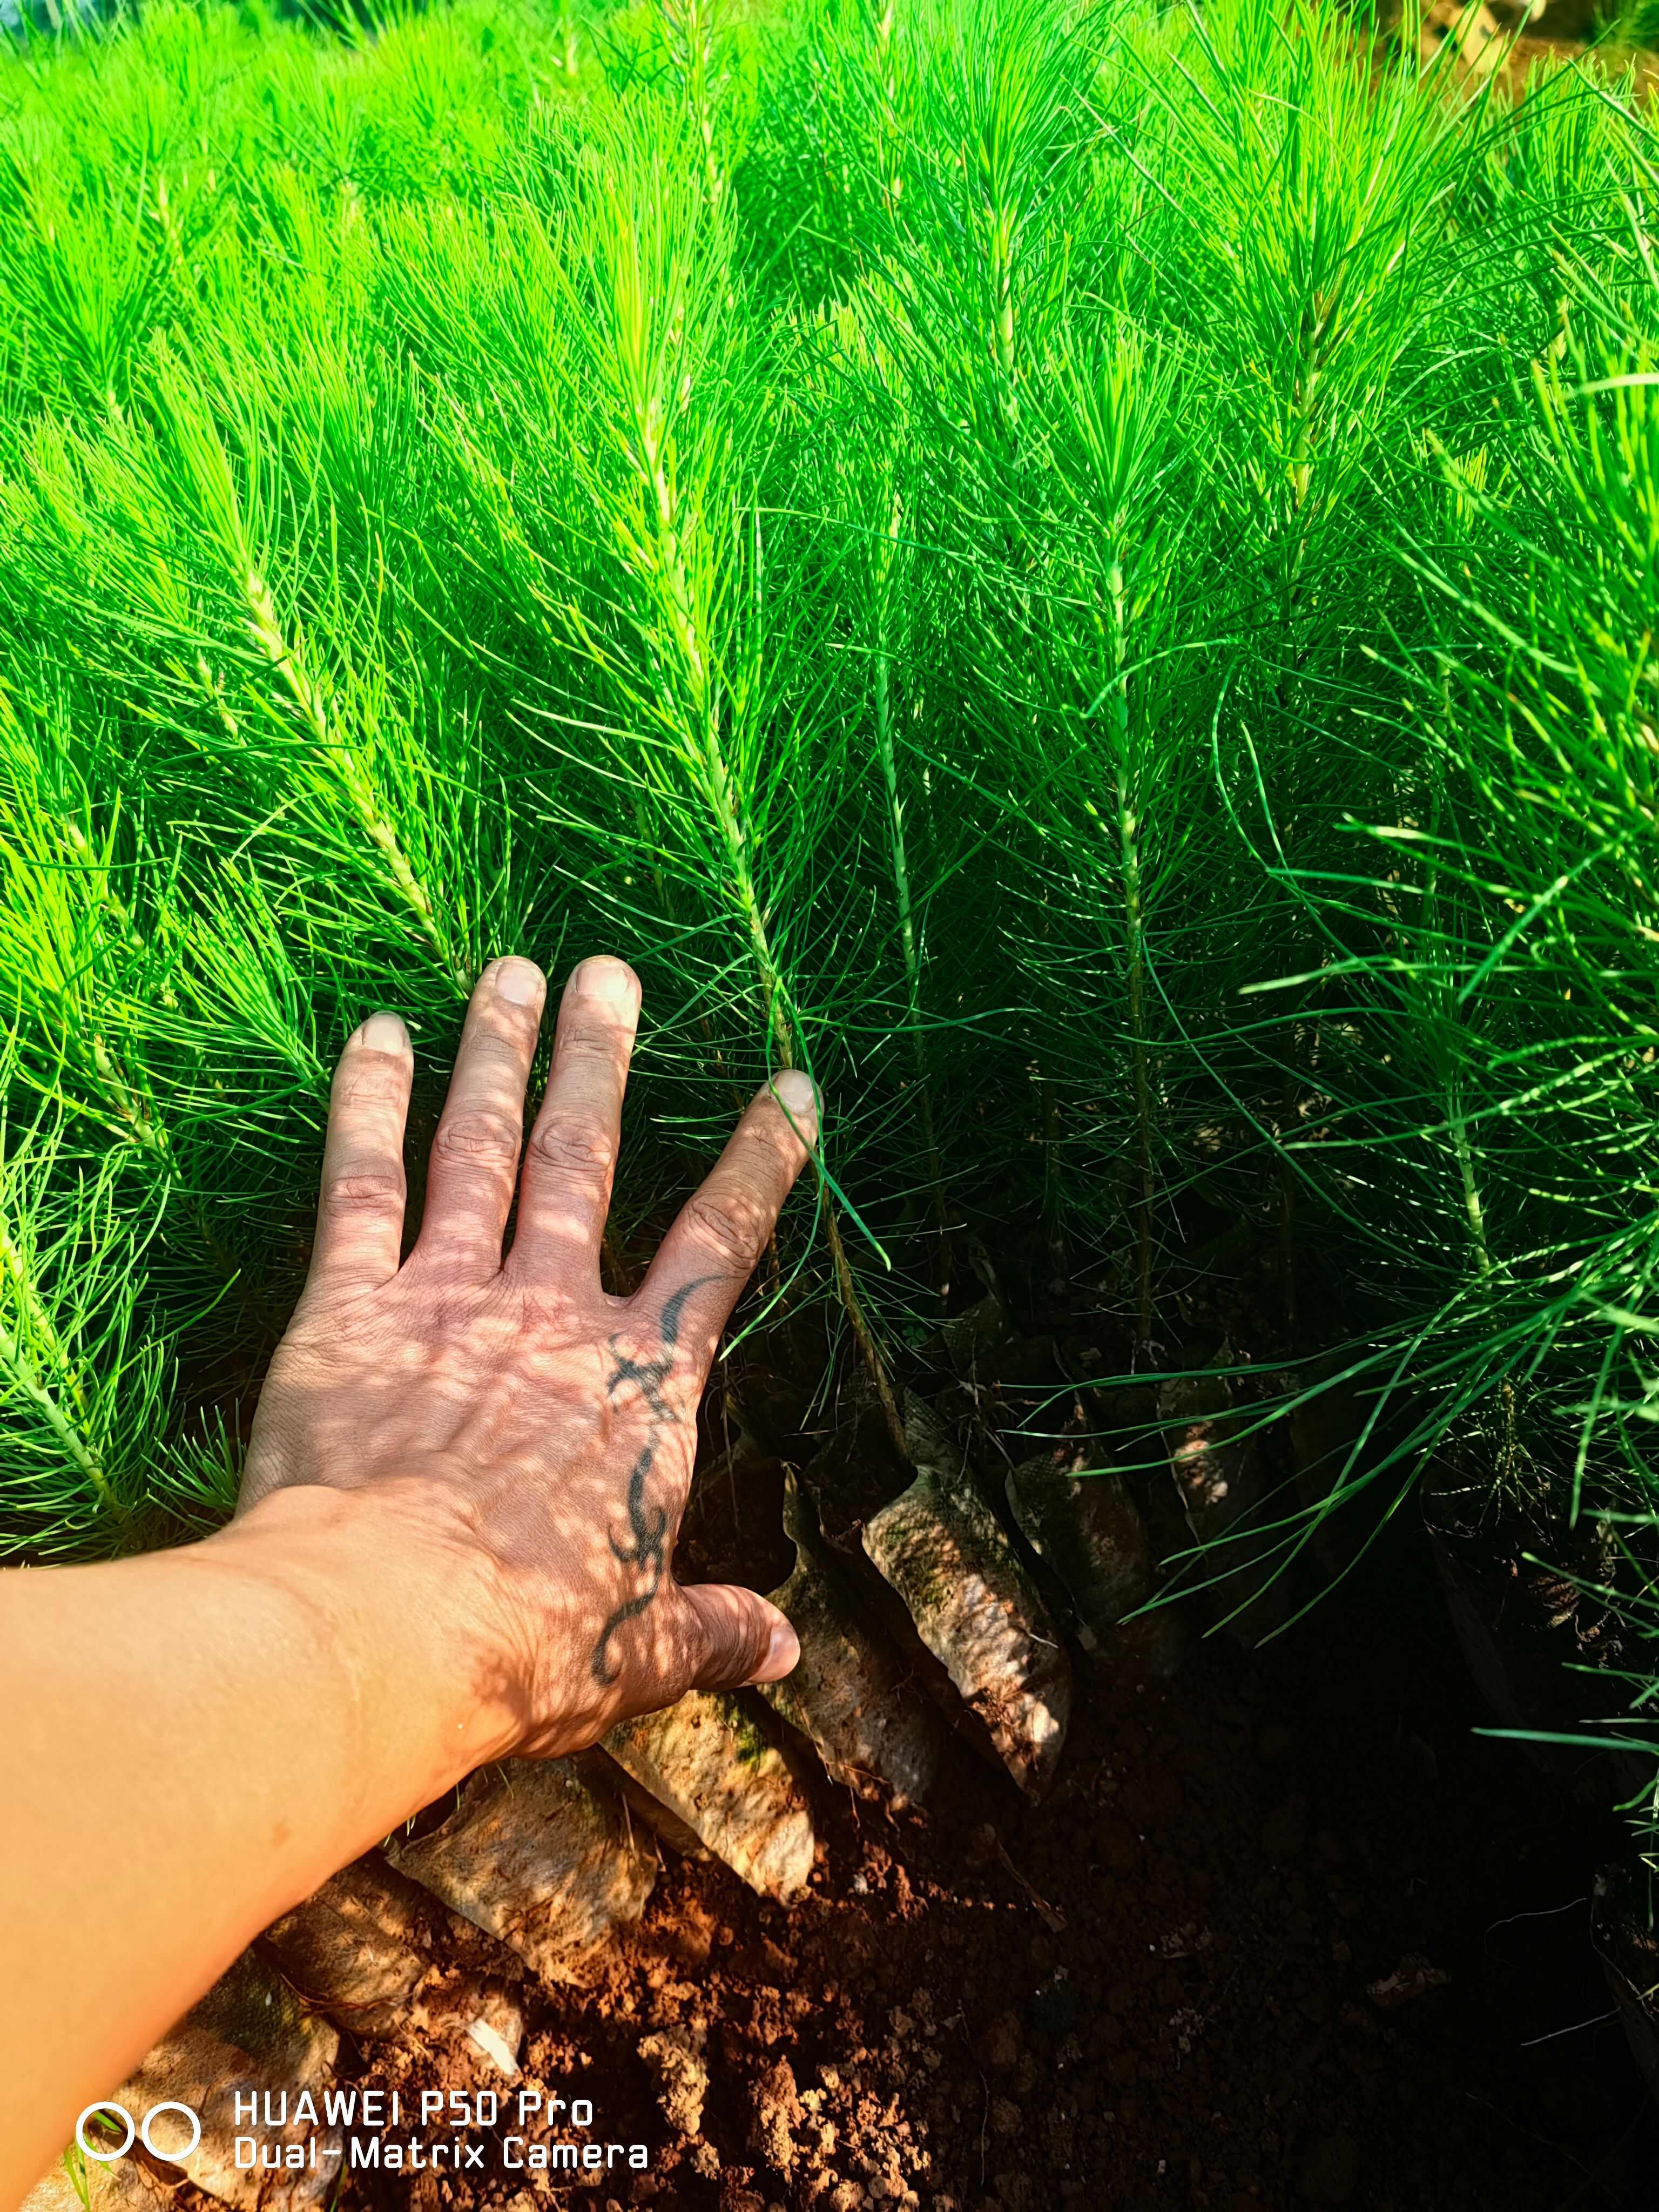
[156,1508,1652,2212]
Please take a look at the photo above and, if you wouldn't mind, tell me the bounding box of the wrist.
[203,1480,520,1804]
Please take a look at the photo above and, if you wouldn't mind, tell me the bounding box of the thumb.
[679,1582,800,1692]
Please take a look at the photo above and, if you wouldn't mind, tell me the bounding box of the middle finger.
[509,955,640,1292]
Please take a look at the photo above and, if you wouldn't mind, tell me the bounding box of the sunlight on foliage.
[3,0,1659,1844]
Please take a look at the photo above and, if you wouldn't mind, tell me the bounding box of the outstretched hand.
[237,953,812,1759]
[0,950,821,2200]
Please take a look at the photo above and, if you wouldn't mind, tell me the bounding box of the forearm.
[0,1486,505,2203]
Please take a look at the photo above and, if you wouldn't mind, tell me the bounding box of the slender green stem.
[629,403,907,1459]
[1105,556,1158,1358]
[873,488,950,1286]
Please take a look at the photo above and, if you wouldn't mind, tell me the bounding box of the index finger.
[629,1068,820,1382]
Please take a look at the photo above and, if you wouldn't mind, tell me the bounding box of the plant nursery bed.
[14,1,1659,2205]
[100,1193,1657,2212]
[133,1522,1647,2212]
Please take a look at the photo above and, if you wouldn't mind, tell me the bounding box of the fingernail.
[748,1618,800,1684]
[493,956,544,1007]
[572,955,641,1011]
[360,1011,407,1053]
[770,1068,819,1138]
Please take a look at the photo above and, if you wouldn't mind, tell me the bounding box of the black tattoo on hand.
[590,1277,717,1685]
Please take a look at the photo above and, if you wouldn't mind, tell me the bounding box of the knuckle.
[321,1168,403,1217]
[684,1187,767,1268]
[703,1618,749,1682]
[469,1025,527,1070]
[665,1599,717,1682]
[561,1027,620,1064]
[685,1593,765,1688]
[335,1069,403,1112]
[433,1109,522,1172]
[532,1112,617,1180]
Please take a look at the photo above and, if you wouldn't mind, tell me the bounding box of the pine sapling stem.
[1118,779,1157,1358]
[1042,1075,1064,1276]
[631,434,907,1459]
[244,572,469,994]
[739,921,907,1460]
[873,0,901,216]
[0,1315,124,1522]
[1452,1080,1492,1277]
[1278,1069,1300,1347]
[873,491,950,1291]
[1268,306,1330,1349]
[718,834,906,1458]
[990,211,1016,407]
[1423,772,1492,1284]
[667,0,725,210]
[1108,556,1157,1359]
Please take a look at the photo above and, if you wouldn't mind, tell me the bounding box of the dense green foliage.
[3,0,1659,1835]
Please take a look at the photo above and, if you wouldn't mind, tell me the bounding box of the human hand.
[232,954,813,1766]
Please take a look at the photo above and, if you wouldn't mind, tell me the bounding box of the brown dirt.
[143,1183,1656,2212]
[149,1506,1651,2212]
[1500,27,1659,96]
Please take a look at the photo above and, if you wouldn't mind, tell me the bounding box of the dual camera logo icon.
[75,2101,201,2163]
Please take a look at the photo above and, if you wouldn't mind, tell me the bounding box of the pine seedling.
[736,0,920,309]
[1107,0,1492,1347]
[1229,140,1659,1640]
[865,0,1107,467]
[0,672,344,1346]
[834,0,1125,1274]
[418,104,911,1441]
[795,325,966,1293]
[959,320,1272,1354]
[0,1081,237,1559]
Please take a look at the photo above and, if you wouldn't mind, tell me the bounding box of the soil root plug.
[262,1854,523,2060]
[861,1393,1071,1802]
[20,2161,152,2211]
[760,1471,947,1808]
[922,1288,1011,1378]
[1160,1355,1288,1646]
[1423,1488,1645,1802]
[1006,1442,1184,1677]
[387,1758,656,1987]
[582,1746,714,1864]
[109,1950,342,2207]
[1593,1863,1659,2106]
[1288,1364,1372,1576]
[604,1690,817,1901]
